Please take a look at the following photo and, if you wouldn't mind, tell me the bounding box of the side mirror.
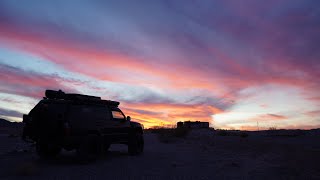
[23,114,29,123]
[126,116,131,121]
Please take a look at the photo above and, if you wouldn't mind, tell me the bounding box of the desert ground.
[0,128,320,180]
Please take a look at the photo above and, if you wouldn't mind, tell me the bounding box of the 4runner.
[22,90,144,161]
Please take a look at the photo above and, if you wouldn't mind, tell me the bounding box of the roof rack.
[45,90,120,106]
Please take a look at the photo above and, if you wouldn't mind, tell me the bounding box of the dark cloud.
[122,108,163,116]
[0,107,22,118]
[267,114,287,119]
[258,114,288,121]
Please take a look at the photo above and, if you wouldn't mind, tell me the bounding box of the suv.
[22,90,144,161]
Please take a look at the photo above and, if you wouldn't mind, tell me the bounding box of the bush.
[150,127,190,143]
[268,126,277,131]
[216,130,230,136]
[174,127,189,138]
[240,132,249,138]
[216,130,249,138]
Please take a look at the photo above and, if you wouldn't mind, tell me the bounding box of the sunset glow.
[0,0,319,129]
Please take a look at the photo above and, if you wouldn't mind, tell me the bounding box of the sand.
[0,129,319,180]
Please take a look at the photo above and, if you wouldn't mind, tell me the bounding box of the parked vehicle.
[22,90,144,161]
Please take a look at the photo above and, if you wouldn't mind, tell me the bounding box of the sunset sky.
[0,0,319,130]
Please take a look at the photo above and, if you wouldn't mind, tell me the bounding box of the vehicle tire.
[128,132,144,155]
[36,140,61,158]
[77,134,102,163]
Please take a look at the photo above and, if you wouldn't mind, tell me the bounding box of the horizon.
[0,0,320,130]
[1,117,320,132]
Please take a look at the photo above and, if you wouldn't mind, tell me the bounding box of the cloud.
[0,64,80,98]
[0,107,22,118]
[305,110,320,117]
[121,102,223,128]
[0,0,319,129]
[245,113,288,125]
[1,3,319,95]
[2,19,316,100]
[0,63,229,127]
[261,114,287,120]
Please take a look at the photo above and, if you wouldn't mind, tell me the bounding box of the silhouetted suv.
[22,90,144,161]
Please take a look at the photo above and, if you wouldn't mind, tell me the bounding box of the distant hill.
[0,118,13,126]
[0,118,22,127]
[0,118,23,135]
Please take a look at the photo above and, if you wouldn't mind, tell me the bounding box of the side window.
[89,106,108,120]
[111,110,125,120]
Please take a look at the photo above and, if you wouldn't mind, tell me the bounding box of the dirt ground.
[0,130,320,180]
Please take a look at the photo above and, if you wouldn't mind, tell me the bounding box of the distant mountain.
[0,118,11,126]
[0,118,23,135]
[0,118,22,128]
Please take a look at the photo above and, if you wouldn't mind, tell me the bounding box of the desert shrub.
[153,127,190,143]
[148,127,170,134]
[174,127,189,137]
[268,126,277,131]
[216,130,229,136]
[266,129,306,137]
[216,130,249,137]
[240,132,249,138]
[147,127,169,134]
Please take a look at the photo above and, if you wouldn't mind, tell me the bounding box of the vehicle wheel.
[36,140,61,158]
[128,132,144,155]
[77,134,102,163]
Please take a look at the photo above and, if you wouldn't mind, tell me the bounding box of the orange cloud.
[121,103,222,128]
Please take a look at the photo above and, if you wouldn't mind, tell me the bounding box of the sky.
[0,0,319,130]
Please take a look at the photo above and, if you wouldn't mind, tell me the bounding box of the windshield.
[111,110,125,120]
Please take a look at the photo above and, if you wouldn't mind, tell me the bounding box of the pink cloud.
[248,113,288,123]
[305,110,320,117]
[0,65,78,98]
[0,23,221,91]
[1,13,319,130]
[1,20,318,98]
